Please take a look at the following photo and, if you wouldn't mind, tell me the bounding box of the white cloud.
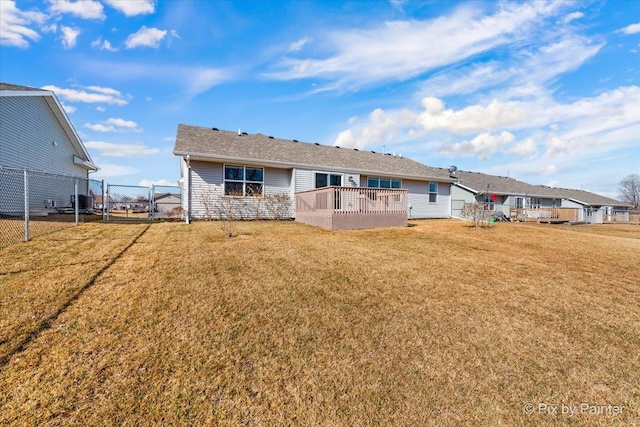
[84,141,159,157]
[48,0,105,20]
[91,163,138,179]
[0,1,47,48]
[267,2,565,90]
[42,85,128,105]
[419,35,602,98]
[103,0,155,16]
[139,179,174,187]
[507,138,537,156]
[91,37,118,51]
[334,86,640,163]
[562,12,584,24]
[61,103,76,114]
[96,106,106,112]
[417,97,526,134]
[289,36,312,52]
[618,22,640,35]
[85,118,139,133]
[60,25,80,49]
[441,131,515,159]
[125,26,167,49]
[79,60,234,96]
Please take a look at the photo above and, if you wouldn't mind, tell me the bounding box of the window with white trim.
[224,165,264,196]
[367,177,401,189]
[429,182,438,203]
[315,173,342,188]
[529,197,541,209]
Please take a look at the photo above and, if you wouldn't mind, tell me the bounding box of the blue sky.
[1,0,638,198]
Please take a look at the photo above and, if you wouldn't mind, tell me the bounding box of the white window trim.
[223,164,265,197]
[428,182,438,203]
[366,176,402,189]
[314,171,343,188]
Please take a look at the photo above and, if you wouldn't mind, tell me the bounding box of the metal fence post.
[74,178,79,226]
[106,184,110,221]
[150,184,155,220]
[24,170,30,242]
[101,179,106,220]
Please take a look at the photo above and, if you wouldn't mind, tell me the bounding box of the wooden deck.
[510,207,580,223]
[295,187,408,230]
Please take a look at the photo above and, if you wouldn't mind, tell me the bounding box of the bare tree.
[461,202,493,228]
[619,174,640,209]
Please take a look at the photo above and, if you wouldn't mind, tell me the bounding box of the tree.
[619,174,640,209]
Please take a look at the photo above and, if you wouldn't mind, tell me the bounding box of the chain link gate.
[150,185,183,219]
[106,184,151,221]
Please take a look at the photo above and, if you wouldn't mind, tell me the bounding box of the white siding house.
[450,170,630,223]
[174,124,457,224]
[0,83,98,215]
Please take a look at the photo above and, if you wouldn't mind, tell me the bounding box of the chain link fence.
[151,185,183,219]
[1,167,103,248]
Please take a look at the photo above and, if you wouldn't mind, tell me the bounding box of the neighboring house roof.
[532,186,631,207]
[0,82,98,171]
[174,124,456,182]
[453,170,630,207]
[155,193,181,201]
[452,170,552,197]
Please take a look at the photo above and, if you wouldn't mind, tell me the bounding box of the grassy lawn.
[0,220,638,426]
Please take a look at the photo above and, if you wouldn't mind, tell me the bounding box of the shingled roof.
[0,82,43,91]
[174,124,456,182]
[531,185,631,207]
[453,170,552,196]
[453,170,629,206]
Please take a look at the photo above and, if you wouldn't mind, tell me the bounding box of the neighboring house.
[173,124,457,225]
[154,192,182,217]
[451,170,631,223]
[531,185,633,223]
[0,82,98,214]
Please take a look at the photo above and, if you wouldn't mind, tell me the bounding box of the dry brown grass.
[523,222,640,240]
[0,223,148,363]
[0,220,638,426]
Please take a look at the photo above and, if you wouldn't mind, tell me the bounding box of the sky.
[1,0,638,198]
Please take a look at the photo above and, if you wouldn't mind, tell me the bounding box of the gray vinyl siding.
[0,96,87,178]
[404,179,451,219]
[189,161,294,219]
[451,185,475,218]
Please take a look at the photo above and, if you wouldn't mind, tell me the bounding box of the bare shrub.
[264,193,292,220]
[461,202,493,228]
[165,206,183,219]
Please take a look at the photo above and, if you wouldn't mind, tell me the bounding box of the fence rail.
[1,166,183,248]
[1,167,103,248]
[295,186,408,230]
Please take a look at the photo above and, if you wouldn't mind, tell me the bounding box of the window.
[483,194,495,208]
[429,182,438,203]
[315,173,342,188]
[224,165,264,196]
[367,177,401,189]
[529,197,541,209]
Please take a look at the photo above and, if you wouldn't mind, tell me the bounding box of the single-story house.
[451,170,631,223]
[531,185,633,223]
[173,124,457,228]
[153,192,182,218]
[0,82,98,214]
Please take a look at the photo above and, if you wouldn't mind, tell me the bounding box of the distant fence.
[0,167,103,248]
[1,166,183,248]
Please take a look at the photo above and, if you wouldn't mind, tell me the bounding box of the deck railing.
[510,207,580,222]
[295,186,408,230]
